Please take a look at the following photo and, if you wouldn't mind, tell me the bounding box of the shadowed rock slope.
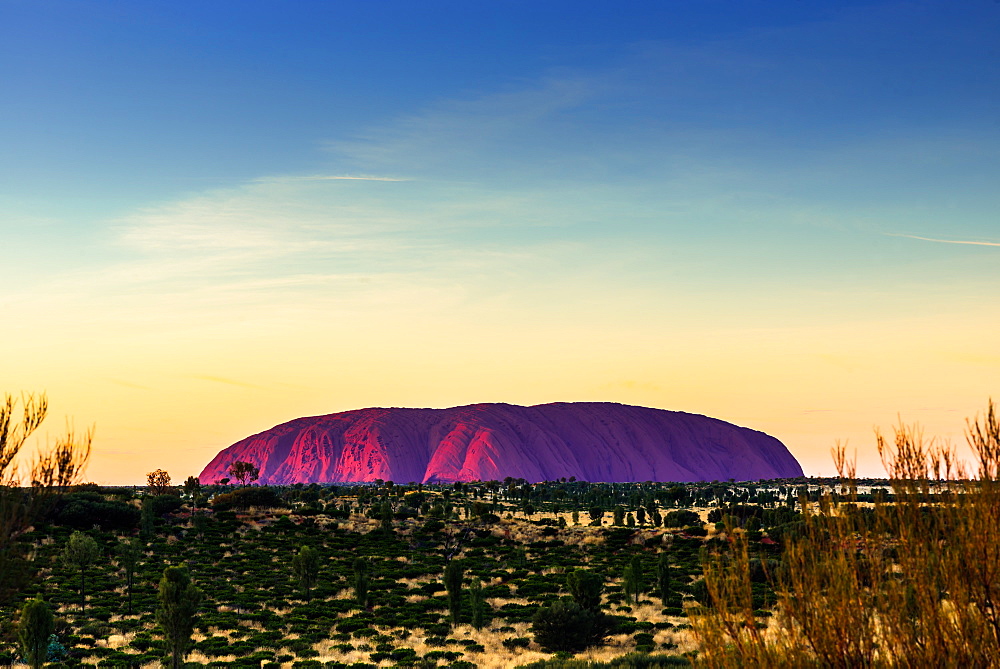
[199,402,802,484]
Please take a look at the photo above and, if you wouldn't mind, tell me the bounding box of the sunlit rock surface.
[199,402,802,484]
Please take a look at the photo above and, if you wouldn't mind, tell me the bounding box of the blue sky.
[6,1,997,201]
[2,1,999,482]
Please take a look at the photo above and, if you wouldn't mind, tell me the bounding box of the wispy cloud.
[886,233,1000,247]
[190,375,266,390]
[327,76,599,175]
[599,380,663,393]
[106,378,151,391]
[112,176,436,268]
[256,174,411,183]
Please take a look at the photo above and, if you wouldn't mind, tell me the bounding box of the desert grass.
[96,631,135,649]
[691,400,1000,668]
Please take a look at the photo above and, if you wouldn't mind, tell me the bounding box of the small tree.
[623,556,643,605]
[379,500,394,534]
[119,537,142,616]
[470,578,487,630]
[613,506,625,526]
[18,597,54,669]
[588,506,604,526]
[292,545,320,602]
[183,475,200,494]
[140,496,156,539]
[657,551,673,606]
[444,561,464,626]
[147,469,172,495]
[353,558,370,608]
[63,531,100,611]
[623,562,634,604]
[228,461,259,487]
[156,565,202,669]
[566,569,603,612]
[183,476,201,510]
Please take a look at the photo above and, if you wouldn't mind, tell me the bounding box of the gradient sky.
[3,1,998,484]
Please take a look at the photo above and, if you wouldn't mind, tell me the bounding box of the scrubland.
[2,401,998,668]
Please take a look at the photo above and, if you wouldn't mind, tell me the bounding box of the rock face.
[199,402,802,485]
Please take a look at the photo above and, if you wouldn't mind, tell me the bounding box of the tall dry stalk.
[691,400,1000,668]
[1,392,92,602]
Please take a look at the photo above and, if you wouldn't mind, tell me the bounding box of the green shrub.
[503,637,531,649]
[531,600,610,652]
[146,494,184,516]
[212,487,282,511]
[390,647,417,662]
[53,494,140,531]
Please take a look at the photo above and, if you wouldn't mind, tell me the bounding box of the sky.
[2,0,999,484]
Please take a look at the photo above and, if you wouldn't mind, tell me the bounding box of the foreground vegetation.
[2,472,758,667]
[2,395,998,668]
[692,401,1000,667]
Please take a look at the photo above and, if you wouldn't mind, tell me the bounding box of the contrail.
[886,233,1000,247]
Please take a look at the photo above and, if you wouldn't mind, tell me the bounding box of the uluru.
[199,402,801,484]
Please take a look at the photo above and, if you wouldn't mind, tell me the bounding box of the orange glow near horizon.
[9,301,996,485]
